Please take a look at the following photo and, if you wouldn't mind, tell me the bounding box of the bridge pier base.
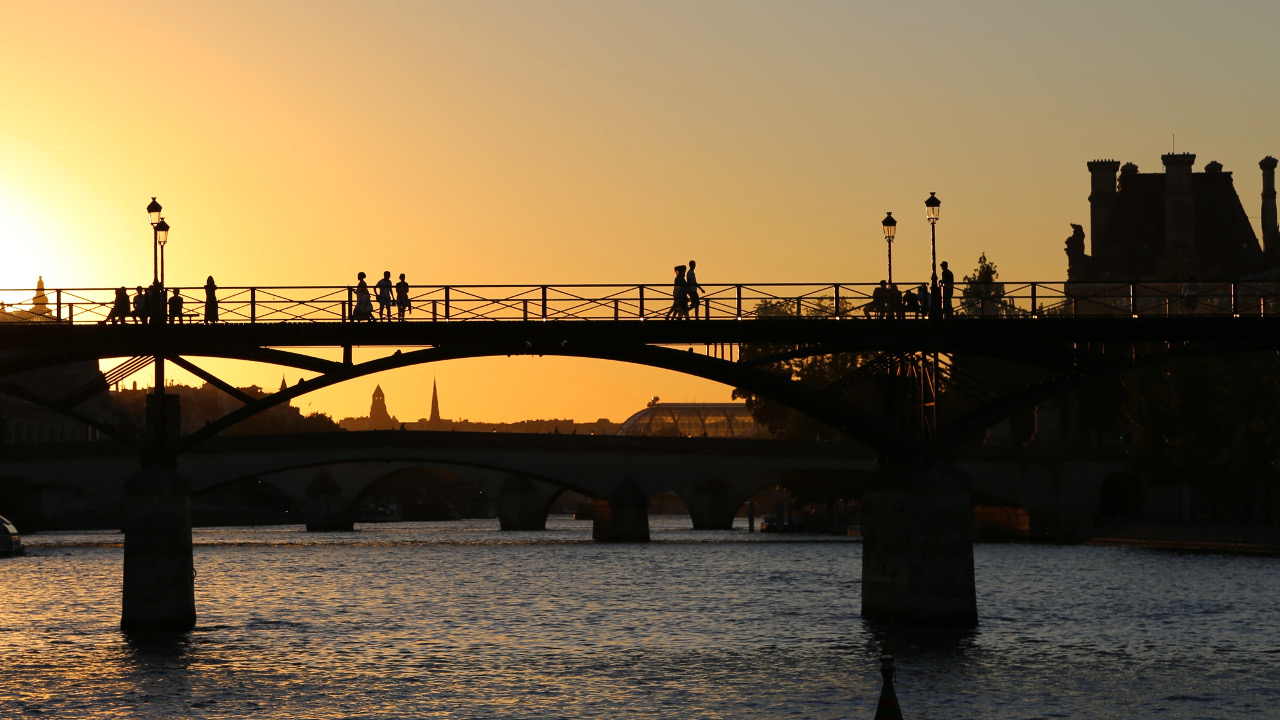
[495,475,559,531]
[121,464,196,632]
[592,479,650,542]
[303,471,354,532]
[861,458,977,625]
[684,480,740,530]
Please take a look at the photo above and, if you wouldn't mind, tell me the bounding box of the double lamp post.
[144,197,173,445]
[146,197,171,287]
[881,192,941,319]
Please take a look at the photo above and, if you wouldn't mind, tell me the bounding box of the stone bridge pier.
[674,477,768,530]
[591,478,650,542]
[860,458,977,625]
[490,474,564,531]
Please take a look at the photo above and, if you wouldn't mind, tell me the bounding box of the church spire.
[429,378,441,423]
[369,384,394,429]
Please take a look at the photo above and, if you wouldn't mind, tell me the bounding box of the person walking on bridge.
[665,265,689,320]
[395,273,411,321]
[376,271,394,321]
[686,260,705,319]
[352,272,375,322]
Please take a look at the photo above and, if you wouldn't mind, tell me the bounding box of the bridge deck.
[4,280,1279,326]
[2,315,1277,355]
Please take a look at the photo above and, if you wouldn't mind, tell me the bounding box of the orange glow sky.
[3,1,1279,423]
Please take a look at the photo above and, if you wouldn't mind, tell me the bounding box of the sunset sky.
[3,1,1279,423]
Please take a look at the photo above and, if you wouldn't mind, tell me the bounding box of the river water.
[2,517,1277,719]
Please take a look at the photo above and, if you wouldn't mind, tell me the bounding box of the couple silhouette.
[665,260,704,320]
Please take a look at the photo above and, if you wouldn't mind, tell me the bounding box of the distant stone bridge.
[2,429,1132,539]
[1,430,877,534]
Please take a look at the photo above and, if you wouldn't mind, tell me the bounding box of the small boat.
[0,515,23,557]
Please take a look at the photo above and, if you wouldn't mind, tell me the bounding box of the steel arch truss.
[3,325,1279,460]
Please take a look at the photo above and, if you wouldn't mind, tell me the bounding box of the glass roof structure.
[617,403,772,439]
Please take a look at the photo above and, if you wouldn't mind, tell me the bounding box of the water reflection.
[4,519,1278,719]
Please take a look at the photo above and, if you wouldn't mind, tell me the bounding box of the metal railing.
[3,281,1280,325]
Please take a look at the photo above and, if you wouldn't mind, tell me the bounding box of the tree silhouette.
[959,252,1015,316]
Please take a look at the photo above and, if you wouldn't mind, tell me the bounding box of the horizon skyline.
[4,1,1279,423]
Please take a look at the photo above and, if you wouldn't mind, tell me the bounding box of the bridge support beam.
[683,479,741,530]
[592,479,650,542]
[494,475,560,531]
[121,463,196,632]
[861,459,977,625]
[302,470,354,531]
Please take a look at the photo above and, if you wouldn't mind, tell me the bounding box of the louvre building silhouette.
[1065,154,1280,281]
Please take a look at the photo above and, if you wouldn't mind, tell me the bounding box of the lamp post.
[156,217,170,286]
[146,197,163,286]
[925,192,941,319]
[881,212,897,285]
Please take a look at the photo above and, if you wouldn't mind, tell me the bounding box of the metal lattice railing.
[3,281,1280,325]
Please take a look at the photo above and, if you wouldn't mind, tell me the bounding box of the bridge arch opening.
[351,467,494,522]
[192,477,295,527]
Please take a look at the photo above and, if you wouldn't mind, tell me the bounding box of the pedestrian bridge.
[5,280,1280,459]
[5,279,1277,325]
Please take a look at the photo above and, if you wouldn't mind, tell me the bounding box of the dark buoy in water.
[874,655,903,719]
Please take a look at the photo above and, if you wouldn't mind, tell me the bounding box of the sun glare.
[0,193,47,291]
[0,187,85,294]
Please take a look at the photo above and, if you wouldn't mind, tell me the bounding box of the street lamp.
[155,217,170,286]
[925,192,941,319]
[881,212,897,285]
[147,197,163,285]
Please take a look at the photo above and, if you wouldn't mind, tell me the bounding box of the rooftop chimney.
[1262,156,1279,258]
[1087,159,1122,263]
[1161,153,1196,276]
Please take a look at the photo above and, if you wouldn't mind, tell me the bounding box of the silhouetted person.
[687,260,705,319]
[916,284,930,319]
[375,271,394,321]
[151,283,167,322]
[865,280,889,318]
[665,265,689,320]
[940,261,955,318]
[106,286,129,324]
[353,272,374,321]
[168,289,185,324]
[902,286,919,318]
[132,286,148,325]
[888,283,904,319]
[148,283,166,324]
[204,276,219,323]
[395,273,410,321]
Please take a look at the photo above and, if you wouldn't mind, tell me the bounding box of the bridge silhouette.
[5,279,1280,324]
[6,280,1280,457]
[5,278,1280,630]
